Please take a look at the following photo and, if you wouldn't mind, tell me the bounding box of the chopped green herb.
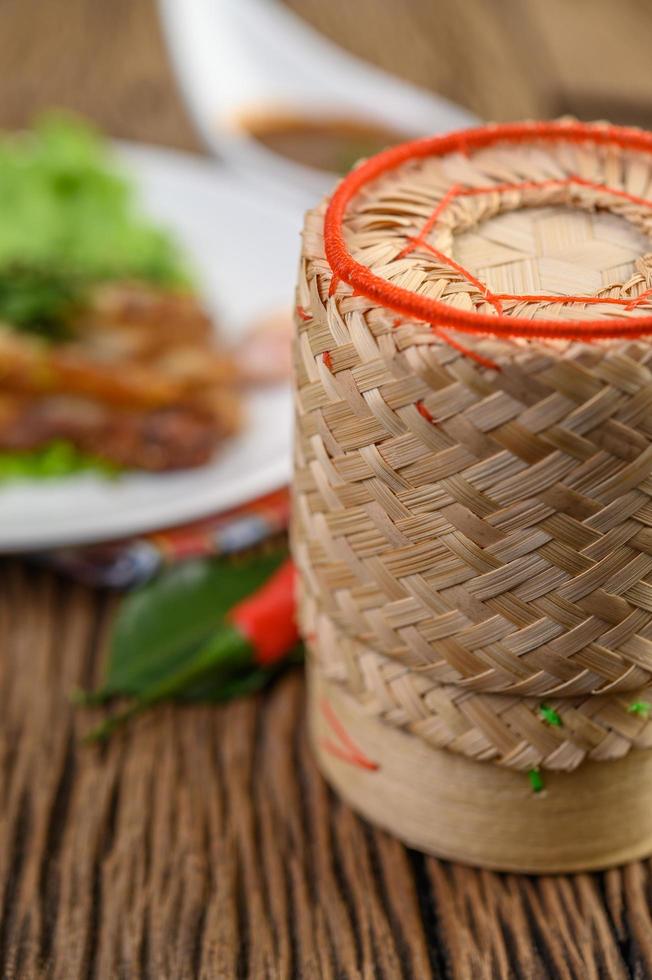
[628,700,652,718]
[528,768,544,794]
[0,441,120,481]
[0,264,84,340]
[538,703,562,727]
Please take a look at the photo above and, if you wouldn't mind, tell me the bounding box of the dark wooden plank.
[0,0,198,149]
[523,0,652,126]
[282,0,556,121]
[285,0,652,127]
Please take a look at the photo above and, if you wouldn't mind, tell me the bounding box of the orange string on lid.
[323,120,652,341]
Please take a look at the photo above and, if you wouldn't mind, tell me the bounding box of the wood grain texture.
[0,0,198,149]
[284,0,652,127]
[2,0,652,976]
[2,562,652,978]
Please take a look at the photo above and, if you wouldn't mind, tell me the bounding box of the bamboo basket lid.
[293,121,652,787]
[320,119,652,339]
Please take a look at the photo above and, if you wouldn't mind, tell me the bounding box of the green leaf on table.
[99,548,287,699]
[178,643,305,703]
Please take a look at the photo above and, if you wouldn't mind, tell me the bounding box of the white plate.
[0,144,298,552]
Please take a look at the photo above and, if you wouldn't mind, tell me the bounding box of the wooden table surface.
[3,2,652,977]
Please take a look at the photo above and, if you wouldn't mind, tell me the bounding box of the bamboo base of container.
[309,666,652,873]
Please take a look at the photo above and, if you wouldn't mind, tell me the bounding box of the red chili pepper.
[228,559,298,665]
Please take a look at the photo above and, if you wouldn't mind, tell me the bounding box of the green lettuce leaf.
[0,115,188,289]
[0,441,119,481]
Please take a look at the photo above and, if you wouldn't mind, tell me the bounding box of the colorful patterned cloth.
[35,488,290,588]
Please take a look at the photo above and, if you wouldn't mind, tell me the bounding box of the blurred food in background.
[0,129,297,551]
[233,308,293,387]
[0,116,246,476]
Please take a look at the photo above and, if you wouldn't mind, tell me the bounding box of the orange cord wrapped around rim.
[323,120,652,341]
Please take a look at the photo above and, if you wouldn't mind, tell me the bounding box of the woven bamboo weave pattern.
[308,625,652,772]
[293,126,652,771]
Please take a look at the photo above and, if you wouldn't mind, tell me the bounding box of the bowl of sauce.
[237,112,408,176]
[159,0,476,205]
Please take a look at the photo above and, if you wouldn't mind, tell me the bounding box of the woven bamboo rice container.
[292,120,652,871]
